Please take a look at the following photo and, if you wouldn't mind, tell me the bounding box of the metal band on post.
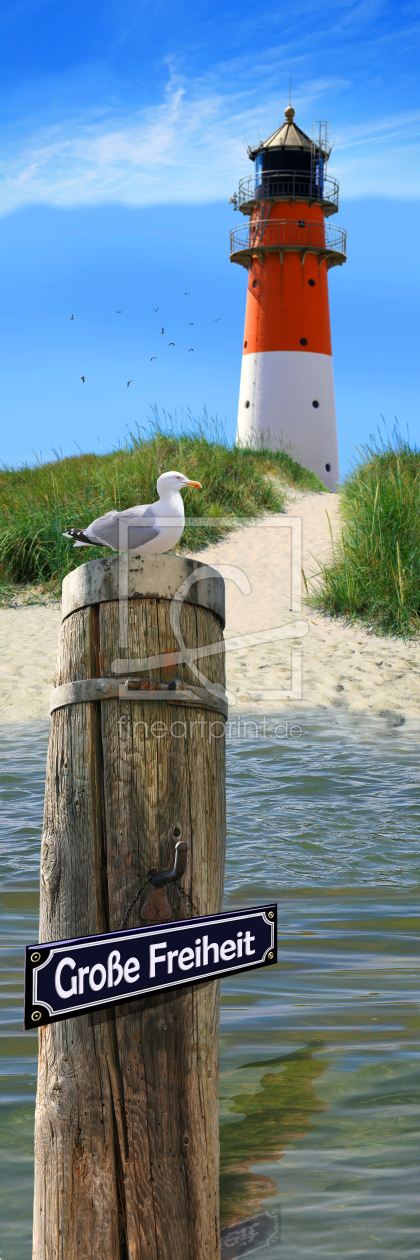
[50,677,228,718]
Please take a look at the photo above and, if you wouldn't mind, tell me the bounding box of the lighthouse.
[230,105,346,489]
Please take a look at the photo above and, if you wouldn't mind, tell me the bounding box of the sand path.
[188,491,420,722]
[1,491,419,724]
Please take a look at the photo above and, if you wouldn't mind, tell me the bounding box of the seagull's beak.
[185,479,202,489]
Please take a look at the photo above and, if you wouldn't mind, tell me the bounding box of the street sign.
[24,903,277,1029]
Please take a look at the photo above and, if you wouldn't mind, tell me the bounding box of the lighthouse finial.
[285,78,295,123]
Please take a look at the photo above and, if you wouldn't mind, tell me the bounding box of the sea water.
[0,714,419,1259]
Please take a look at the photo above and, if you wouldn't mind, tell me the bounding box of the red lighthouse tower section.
[231,106,346,489]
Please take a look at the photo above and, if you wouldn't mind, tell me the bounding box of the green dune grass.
[0,411,324,599]
[308,434,420,636]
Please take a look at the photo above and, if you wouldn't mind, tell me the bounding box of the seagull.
[80,376,85,383]
[70,314,74,320]
[188,348,194,352]
[63,471,202,554]
[150,356,156,361]
[116,310,122,314]
[152,307,159,311]
[127,380,133,387]
[212,318,221,322]
[184,292,190,295]
[189,322,193,325]
[169,342,175,346]
[161,327,164,334]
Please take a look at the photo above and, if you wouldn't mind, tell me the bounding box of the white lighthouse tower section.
[230,105,346,491]
[236,350,339,491]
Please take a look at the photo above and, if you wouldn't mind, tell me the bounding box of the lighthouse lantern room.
[230,104,346,489]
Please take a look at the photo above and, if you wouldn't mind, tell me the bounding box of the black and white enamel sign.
[24,904,276,1029]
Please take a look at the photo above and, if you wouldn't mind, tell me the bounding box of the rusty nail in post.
[125,677,159,691]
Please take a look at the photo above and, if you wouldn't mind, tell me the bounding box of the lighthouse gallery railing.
[230,219,347,265]
[238,170,339,214]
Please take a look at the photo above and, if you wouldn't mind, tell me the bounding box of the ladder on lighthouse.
[251,200,272,247]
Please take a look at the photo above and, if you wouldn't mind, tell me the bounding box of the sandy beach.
[1,489,419,725]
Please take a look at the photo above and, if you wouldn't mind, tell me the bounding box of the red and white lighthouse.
[230,105,346,489]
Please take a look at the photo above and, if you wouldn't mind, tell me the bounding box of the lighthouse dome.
[246,103,331,207]
[248,104,316,161]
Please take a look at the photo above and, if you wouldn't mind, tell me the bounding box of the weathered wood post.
[33,554,226,1260]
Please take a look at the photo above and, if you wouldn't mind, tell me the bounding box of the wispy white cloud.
[337,110,420,148]
[0,62,419,215]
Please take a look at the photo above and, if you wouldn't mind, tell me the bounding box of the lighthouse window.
[312,400,319,408]
[308,279,315,287]
[298,220,305,228]
[300,337,308,346]
[252,279,258,288]
[325,463,331,472]
[244,340,248,348]
[244,400,250,408]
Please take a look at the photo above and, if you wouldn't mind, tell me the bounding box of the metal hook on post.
[141,827,189,923]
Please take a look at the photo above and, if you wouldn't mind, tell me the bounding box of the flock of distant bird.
[72,294,222,385]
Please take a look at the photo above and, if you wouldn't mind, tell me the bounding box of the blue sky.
[0,0,419,474]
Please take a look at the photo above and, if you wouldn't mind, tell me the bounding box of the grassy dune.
[309,435,420,636]
[0,412,324,599]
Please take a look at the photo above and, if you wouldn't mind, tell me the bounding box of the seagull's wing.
[88,510,159,551]
[121,522,161,550]
[118,504,152,521]
[85,509,118,541]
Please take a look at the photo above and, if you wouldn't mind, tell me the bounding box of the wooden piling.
[33,554,226,1260]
